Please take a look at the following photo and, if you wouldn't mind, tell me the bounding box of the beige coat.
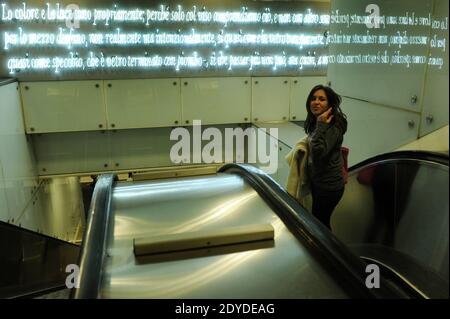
[285,136,312,211]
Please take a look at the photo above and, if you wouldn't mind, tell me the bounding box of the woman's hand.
[317,108,334,124]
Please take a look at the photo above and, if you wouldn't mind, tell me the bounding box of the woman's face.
[309,89,330,117]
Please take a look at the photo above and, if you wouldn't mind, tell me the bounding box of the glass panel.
[21,81,107,133]
[106,79,181,129]
[420,0,449,136]
[182,77,251,125]
[328,0,433,111]
[252,77,290,122]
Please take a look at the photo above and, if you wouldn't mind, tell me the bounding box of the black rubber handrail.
[219,164,407,298]
[349,150,448,171]
[71,174,116,299]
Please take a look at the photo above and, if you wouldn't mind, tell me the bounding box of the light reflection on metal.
[171,192,258,233]
[107,218,285,298]
[113,175,242,200]
[113,191,258,238]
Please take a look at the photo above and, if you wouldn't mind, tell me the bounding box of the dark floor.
[33,288,71,299]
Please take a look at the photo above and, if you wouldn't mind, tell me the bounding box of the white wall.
[0,81,39,224]
[24,76,325,176]
[0,82,84,241]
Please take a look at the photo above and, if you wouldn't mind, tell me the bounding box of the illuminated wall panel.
[0,0,329,80]
[327,0,439,112]
[327,0,448,158]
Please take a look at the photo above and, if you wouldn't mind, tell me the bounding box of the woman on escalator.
[304,85,348,229]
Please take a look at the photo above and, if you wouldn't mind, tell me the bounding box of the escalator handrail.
[349,150,449,171]
[71,174,116,299]
[219,163,406,298]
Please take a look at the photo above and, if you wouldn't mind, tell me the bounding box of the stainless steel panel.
[16,177,85,243]
[101,174,349,298]
[394,161,449,281]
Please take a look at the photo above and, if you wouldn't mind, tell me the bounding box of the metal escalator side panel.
[333,153,449,298]
[99,174,352,299]
[219,163,406,299]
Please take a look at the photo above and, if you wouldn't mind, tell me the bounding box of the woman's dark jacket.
[307,121,345,191]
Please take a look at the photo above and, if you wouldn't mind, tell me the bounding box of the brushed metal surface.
[101,173,349,298]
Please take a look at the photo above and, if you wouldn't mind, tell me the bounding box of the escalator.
[332,151,449,298]
[2,151,446,299]
[72,159,439,299]
[71,151,448,299]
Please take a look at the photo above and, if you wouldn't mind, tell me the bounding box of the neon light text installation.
[1,3,330,74]
[1,3,329,26]
[6,53,327,74]
[3,29,327,49]
[1,3,447,75]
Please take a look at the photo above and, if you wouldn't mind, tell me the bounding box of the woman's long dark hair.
[304,85,347,135]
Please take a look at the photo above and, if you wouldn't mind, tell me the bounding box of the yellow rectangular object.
[135,240,274,264]
[133,224,274,256]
